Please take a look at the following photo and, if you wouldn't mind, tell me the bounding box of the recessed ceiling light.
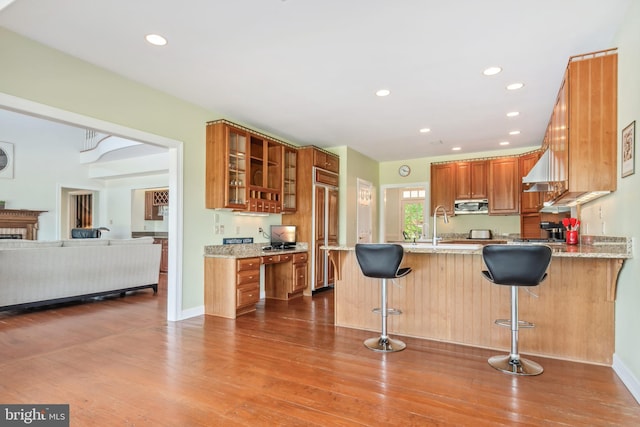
[506,82,524,90]
[452,147,462,151]
[499,141,510,146]
[375,89,390,97]
[509,130,521,135]
[506,111,520,117]
[483,66,502,76]
[419,128,431,133]
[145,34,167,46]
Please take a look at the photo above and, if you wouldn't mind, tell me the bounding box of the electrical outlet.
[215,225,219,234]
[258,227,263,233]
[219,225,224,234]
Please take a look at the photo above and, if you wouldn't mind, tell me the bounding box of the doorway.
[356,178,373,244]
[380,182,429,243]
[0,93,183,322]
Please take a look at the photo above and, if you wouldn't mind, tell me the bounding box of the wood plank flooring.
[1,277,638,426]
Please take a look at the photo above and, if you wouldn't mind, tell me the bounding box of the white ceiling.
[0,0,631,161]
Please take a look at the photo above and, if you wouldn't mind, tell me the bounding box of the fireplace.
[0,209,47,240]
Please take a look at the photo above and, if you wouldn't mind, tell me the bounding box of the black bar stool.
[481,244,552,375]
[355,244,411,352]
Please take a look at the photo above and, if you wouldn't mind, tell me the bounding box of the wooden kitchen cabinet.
[282,147,298,213]
[206,120,289,213]
[312,149,339,174]
[266,252,309,299]
[205,256,261,319]
[144,190,168,221]
[488,157,519,215]
[248,135,282,213]
[291,252,308,294]
[540,50,617,204]
[282,146,339,295]
[455,160,487,200]
[519,151,542,213]
[430,163,456,215]
[206,122,249,209]
[153,238,169,272]
[565,51,617,193]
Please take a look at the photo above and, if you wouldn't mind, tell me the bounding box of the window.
[401,188,425,239]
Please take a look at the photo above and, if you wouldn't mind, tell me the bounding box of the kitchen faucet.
[432,205,450,245]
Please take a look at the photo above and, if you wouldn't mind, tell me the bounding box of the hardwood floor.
[1,276,638,426]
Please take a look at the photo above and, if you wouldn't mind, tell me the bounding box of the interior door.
[356,178,372,243]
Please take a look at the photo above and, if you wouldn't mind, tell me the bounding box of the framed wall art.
[0,141,14,179]
[622,121,635,178]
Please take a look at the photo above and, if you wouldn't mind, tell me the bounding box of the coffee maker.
[540,221,566,241]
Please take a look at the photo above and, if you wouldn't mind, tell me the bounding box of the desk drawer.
[237,269,260,285]
[278,253,293,263]
[261,254,280,264]
[237,257,261,271]
[293,252,308,264]
[237,283,260,307]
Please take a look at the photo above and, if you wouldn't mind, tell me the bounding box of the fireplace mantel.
[0,209,47,240]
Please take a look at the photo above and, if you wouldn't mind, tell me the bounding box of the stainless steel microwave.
[454,199,489,215]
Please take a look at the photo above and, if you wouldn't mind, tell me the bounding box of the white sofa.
[0,237,161,311]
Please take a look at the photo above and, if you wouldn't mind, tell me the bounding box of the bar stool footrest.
[372,308,402,315]
[495,319,535,328]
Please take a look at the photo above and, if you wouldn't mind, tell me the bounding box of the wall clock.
[0,141,14,179]
[398,164,411,177]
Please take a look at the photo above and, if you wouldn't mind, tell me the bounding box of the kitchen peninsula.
[325,238,631,365]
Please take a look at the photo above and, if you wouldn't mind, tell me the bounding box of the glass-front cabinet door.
[226,127,247,207]
[282,147,297,212]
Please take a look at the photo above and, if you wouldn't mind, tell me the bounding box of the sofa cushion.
[0,240,63,249]
[108,237,155,245]
[62,239,109,247]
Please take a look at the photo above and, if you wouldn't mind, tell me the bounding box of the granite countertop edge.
[204,242,309,259]
[320,237,632,260]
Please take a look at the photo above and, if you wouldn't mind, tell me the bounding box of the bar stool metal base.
[488,354,543,376]
[364,336,406,352]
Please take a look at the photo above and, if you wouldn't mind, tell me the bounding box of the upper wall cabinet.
[207,120,297,213]
[430,163,456,215]
[488,157,520,215]
[455,160,487,200]
[543,49,617,203]
[248,135,282,213]
[206,122,249,209]
[282,147,298,213]
[519,151,542,213]
[566,50,617,193]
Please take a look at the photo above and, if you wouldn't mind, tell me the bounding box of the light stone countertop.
[204,242,309,259]
[322,236,632,259]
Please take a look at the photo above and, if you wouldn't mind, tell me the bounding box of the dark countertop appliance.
[540,221,565,241]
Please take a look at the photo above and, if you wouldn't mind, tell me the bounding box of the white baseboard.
[613,353,640,404]
[178,305,205,320]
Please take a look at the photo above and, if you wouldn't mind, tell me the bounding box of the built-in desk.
[204,243,308,319]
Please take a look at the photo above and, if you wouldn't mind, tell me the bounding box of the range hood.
[522,149,552,190]
[522,149,610,208]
